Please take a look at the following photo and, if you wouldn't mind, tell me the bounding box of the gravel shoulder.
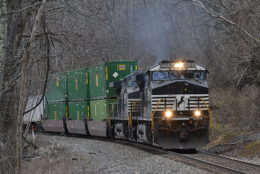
[22,134,209,174]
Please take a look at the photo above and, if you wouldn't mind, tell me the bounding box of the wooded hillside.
[0,0,259,173]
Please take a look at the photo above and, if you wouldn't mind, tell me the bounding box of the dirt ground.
[22,134,210,174]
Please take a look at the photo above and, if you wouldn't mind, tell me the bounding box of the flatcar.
[40,60,210,149]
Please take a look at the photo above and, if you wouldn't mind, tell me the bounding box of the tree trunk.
[0,0,47,173]
[15,1,47,173]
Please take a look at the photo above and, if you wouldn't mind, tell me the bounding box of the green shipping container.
[68,101,90,120]
[46,73,67,101]
[89,60,138,99]
[46,102,67,120]
[90,99,117,121]
[67,69,89,100]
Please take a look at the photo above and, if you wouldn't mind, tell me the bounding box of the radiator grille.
[152,95,209,111]
[152,95,176,111]
[187,96,209,110]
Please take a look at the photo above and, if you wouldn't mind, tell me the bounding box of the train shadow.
[170,148,197,154]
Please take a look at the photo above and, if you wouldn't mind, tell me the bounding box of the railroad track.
[36,132,260,174]
[111,138,260,174]
[164,151,260,174]
[193,151,260,174]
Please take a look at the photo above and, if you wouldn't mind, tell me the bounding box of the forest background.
[0,0,259,173]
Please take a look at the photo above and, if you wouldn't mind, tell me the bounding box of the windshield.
[152,71,206,81]
[152,71,177,80]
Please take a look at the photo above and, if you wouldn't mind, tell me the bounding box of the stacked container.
[66,68,90,120]
[89,60,138,121]
[43,60,138,135]
[44,73,68,132]
[45,73,68,120]
[66,68,90,134]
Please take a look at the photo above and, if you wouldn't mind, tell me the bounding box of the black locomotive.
[110,60,210,149]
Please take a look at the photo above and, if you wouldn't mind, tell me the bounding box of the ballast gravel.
[22,134,210,174]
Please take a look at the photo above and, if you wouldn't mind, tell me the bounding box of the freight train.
[39,60,210,149]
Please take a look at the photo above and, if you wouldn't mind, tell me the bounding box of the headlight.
[174,62,184,69]
[164,110,173,119]
[194,110,201,118]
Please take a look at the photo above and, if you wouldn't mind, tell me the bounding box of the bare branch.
[8,2,41,14]
[190,0,260,46]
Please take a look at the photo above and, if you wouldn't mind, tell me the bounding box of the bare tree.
[0,0,48,173]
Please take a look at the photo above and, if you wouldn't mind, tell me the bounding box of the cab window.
[152,72,169,80]
[152,71,206,80]
[152,72,177,81]
[181,71,206,80]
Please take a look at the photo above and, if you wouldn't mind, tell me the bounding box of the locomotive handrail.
[151,98,164,131]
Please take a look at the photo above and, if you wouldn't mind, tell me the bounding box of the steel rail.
[167,151,251,174]
[200,151,260,167]
[198,151,260,173]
